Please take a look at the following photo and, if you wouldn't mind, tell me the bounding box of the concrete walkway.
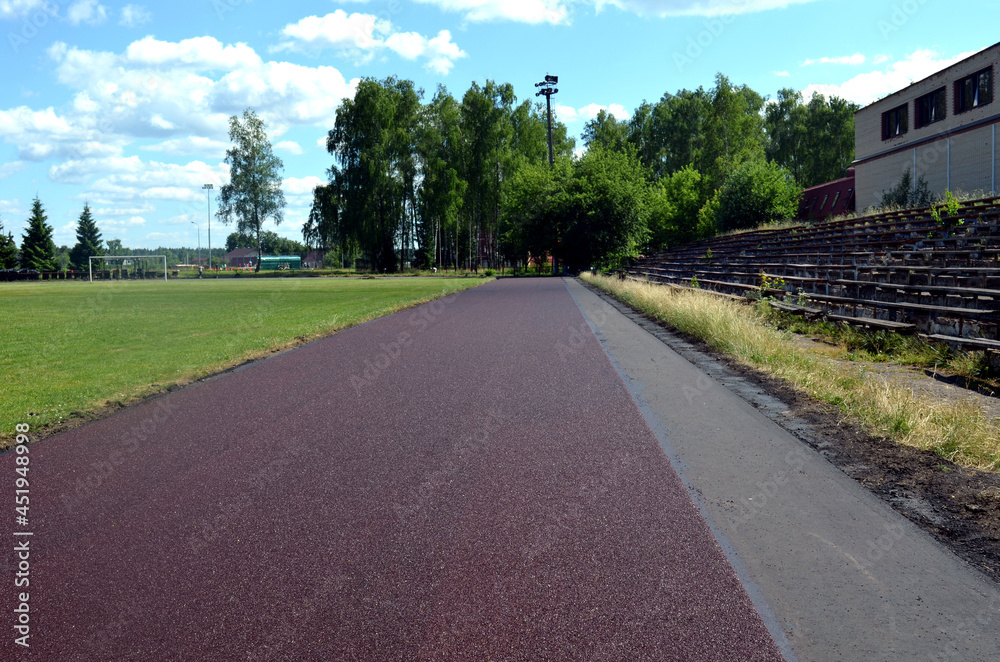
[565,276,1000,662]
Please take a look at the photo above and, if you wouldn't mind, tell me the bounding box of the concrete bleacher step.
[920,333,1000,351]
[824,314,916,333]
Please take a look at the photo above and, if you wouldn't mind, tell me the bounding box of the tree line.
[305,73,857,271]
[0,198,291,272]
[2,73,857,275]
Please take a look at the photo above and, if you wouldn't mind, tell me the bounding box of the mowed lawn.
[0,277,486,442]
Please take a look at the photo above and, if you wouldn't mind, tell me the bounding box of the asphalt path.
[566,277,1000,661]
[1,278,783,660]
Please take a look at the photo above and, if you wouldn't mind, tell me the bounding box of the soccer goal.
[89,256,168,282]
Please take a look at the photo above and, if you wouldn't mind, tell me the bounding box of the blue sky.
[0,0,996,250]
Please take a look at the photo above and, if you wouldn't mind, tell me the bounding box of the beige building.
[854,42,1000,210]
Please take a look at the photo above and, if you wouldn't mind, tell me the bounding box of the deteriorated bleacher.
[626,195,1000,351]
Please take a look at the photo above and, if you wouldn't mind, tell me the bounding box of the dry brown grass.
[583,272,1000,471]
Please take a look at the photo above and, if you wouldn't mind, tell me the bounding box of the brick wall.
[855,42,1000,207]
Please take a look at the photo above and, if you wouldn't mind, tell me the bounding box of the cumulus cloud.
[0,0,46,19]
[67,0,107,26]
[49,157,227,204]
[410,0,817,22]
[0,160,27,178]
[118,4,150,27]
[283,175,325,196]
[140,136,229,158]
[555,102,630,124]
[801,49,976,107]
[0,36,361,163]
[276,11,467,74]
[413,0,570,24]
[274,141,303,156]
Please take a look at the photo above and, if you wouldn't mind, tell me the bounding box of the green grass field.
[0,277,487,442]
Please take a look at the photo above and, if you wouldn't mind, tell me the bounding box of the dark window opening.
[915,87,947,127]
[820,194,829,211]
[831,192,841,209]
[955,67,993,114]
[882,104,908,140]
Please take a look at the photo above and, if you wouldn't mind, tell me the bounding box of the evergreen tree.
[0,215,18,269]
[20,197,57,271]
[69,203,104,271]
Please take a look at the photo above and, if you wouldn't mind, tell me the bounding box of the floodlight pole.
[203,184,213,269]
[535,74,558,167]
[191,221,200,268]
[535,74,559,273]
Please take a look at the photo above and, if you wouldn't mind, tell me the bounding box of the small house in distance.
[797,168,855,221]
[853,41,1000,209]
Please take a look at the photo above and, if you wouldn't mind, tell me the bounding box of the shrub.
[713,159,801,232]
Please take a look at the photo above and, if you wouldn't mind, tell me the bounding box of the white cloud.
[413,0,570,24]
[118,4,150,27]
[555,102,630,124]
[593,0,817,18]
[283,175,324,196]
[774,71,790,77]
[277,10,389,52]
[0,160,27,178]
[275,140,304,155]
[10,36,360,160]
[802,53,866,66]
[410,0,817,22]
[67,0,108,26]
[0,0,46,19]
[102,216,147,228]
[276,12,467,74]
[140,136,228,158]
[93,203,155,217]
[49,157,228,206]
[801,49,976,107]
[0,105,126,160]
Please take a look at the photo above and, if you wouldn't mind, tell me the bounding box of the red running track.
[1,278,783,660]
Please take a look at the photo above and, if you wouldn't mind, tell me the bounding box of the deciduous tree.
[217,108,286,272]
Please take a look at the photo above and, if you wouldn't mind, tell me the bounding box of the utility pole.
[535,74,558,167]
[535,74,559,273]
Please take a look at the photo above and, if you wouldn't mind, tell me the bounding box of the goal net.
[89,256,168,282]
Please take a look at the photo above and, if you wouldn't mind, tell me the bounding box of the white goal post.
[89,255,168,282]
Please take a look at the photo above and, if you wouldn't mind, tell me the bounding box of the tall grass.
[582,273,1000,471]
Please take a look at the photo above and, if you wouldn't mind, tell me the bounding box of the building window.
[831,191,841,210]
[955,67,993,114]
[882,103,908,139]
[915,87,947,127]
